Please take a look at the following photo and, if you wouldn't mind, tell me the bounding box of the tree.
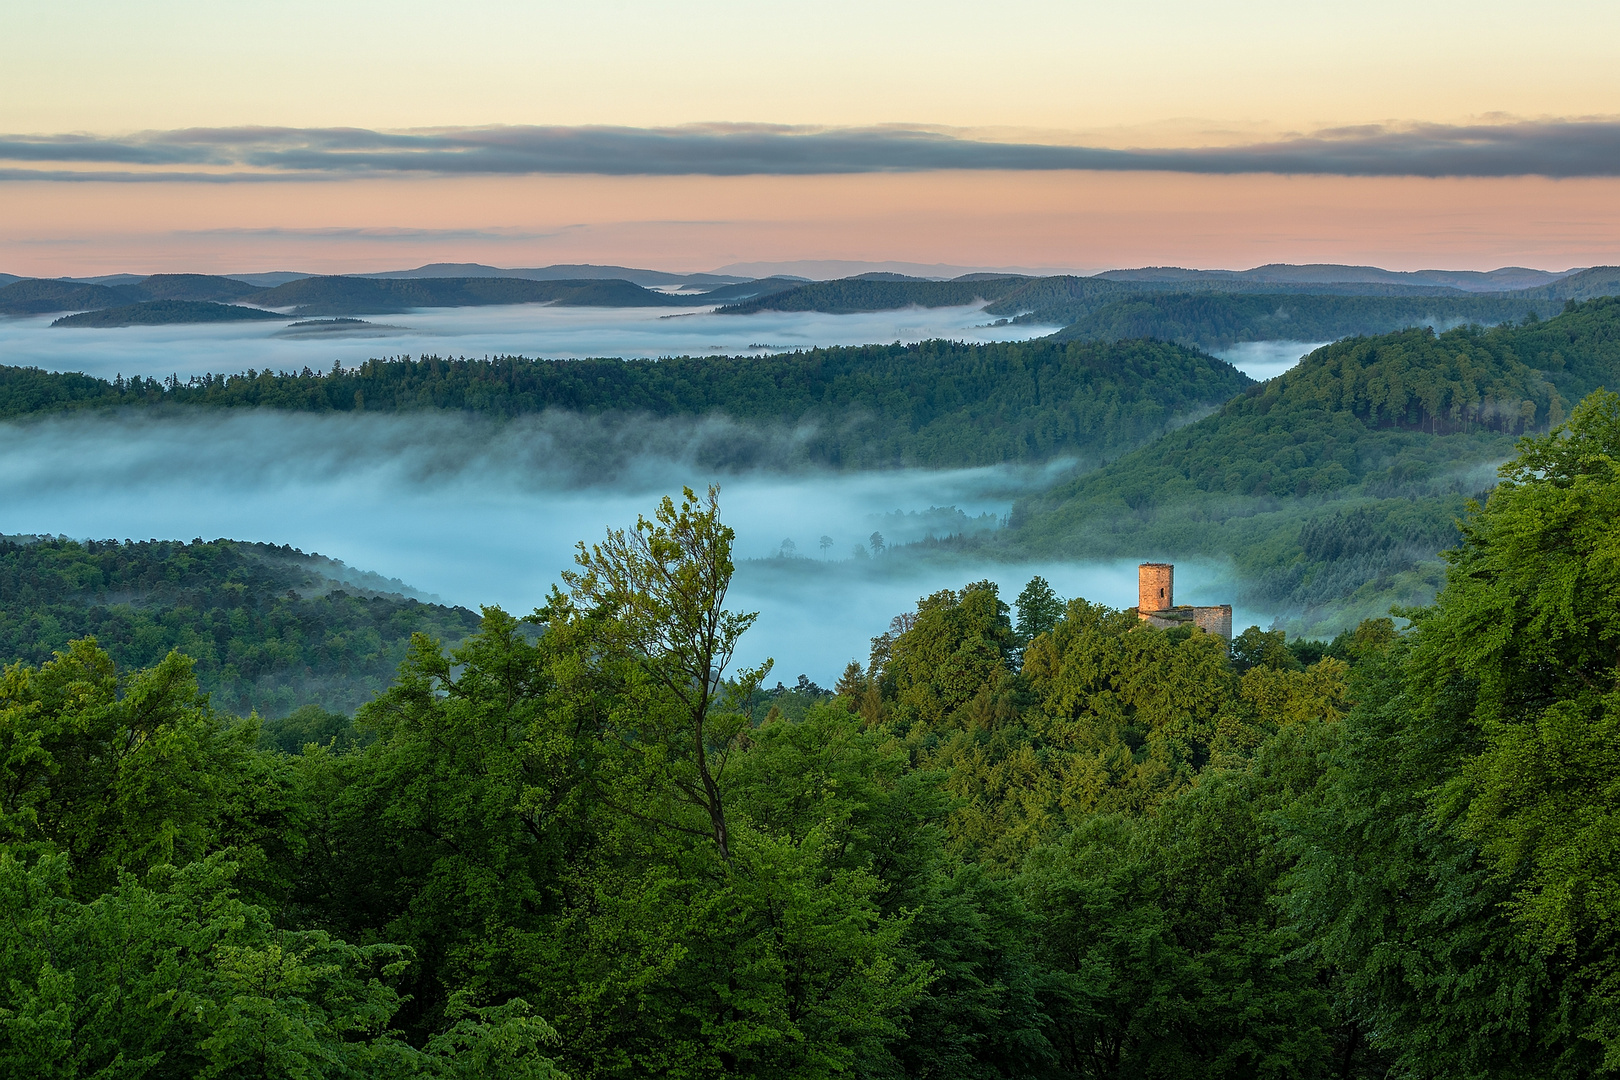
[1405,389,1620,1065]
[0,639,264,897]
[1014,576,1065,655]
[819,534,834,559]
[561,485,769,864]
[869,531,886,555]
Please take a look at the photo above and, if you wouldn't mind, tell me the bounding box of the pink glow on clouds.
[4,171,1619,277]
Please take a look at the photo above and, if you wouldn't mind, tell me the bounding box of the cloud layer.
[3,120,1618,180]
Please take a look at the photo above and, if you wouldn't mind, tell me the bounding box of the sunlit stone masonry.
[1134,562,1233,639]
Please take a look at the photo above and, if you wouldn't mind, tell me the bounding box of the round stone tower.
[1138,563,1173,614]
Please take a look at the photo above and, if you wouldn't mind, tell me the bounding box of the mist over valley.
[0,408,1256,680]
[0,300,1062,380]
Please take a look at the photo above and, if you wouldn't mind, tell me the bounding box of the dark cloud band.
[1,120,1617,179]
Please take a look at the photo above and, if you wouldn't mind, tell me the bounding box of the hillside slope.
[715,275,1029,314]
[0,536,481,718]
[251,275,690,314]
[52,301,285,327]
[0,338,1253,468]
[1044,292,1552,348]
[1010,310,1610,630]
[0,273,693,316]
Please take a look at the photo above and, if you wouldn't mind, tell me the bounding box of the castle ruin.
[1134,563,1232,639]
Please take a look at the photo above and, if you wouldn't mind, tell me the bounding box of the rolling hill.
[0,535,481,718]
[1008,298,1620,630]
[52,301,286,327]
[0,272,696,317]
[0,337,1252,469]
[1043,292,1552,348]
[714,275,1030,314]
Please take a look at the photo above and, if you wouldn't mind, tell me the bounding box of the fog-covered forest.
[5,272,1620,1075]
[5,389,1620,1074]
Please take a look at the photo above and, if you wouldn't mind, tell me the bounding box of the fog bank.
[0,302,1060,379]
[1211,340,1331,381]
[0,410,1263,680]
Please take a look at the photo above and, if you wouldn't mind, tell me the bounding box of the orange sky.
[5,171,1619,277]
[5,0,1619,275]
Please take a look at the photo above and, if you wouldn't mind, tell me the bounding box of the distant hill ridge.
[0,273,698,319]
[4,264,1615,345]
[0,337,1252,470]
[1096,263,1577,292]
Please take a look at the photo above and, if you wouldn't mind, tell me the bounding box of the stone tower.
[1134,562,1233,640]
[1138,563,1173,614]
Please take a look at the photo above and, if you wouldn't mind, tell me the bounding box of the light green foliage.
[862,584,1351,870]
[561,483,770,862]
[0,641,258,895]
[876,581,1014,732]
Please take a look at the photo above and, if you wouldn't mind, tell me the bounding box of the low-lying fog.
[1210,340,1329,381]
[1,302,1064,379]
[0,411,1264,681]
[1,300,1312,383]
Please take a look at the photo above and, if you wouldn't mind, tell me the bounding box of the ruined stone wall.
[1191,605,1233,640]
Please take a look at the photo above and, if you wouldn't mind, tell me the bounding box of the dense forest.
[0,537,482,718]
[713,275,1030,314]
[52,301,287,327]
[1043,291,1555,348]
[4,390,1619,1075]
[0,338,1252,468]
[1011,298,1620,630]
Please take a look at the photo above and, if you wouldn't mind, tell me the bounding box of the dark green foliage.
[981,275,1138,322]
[1045,290,1552,348]
[251,275,689,315]
[51,300,285,327]
[0,273,686,317]
[1013,575,1064,653]
[1500,294,1620,402]
[0,337,1253,468]
[0,852,567,1077]
[714,275,1028,314]
[0,537,482,718]
[0,279,138,315]
[258,703,366,753]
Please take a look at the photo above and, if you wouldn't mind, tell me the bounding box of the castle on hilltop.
[1134,563,1232,639]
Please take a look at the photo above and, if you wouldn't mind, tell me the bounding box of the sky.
[5,0,1620,275]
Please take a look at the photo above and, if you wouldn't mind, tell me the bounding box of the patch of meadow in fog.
[0,303,1063,379]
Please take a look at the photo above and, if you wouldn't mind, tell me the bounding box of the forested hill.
[0,337,1253,468]
[0,536,481,718]
[1011,301,1620,629]
[52,300,286,327]
[713,274,1030,314]
[248,275,691,315]
[1043,291,1556,348]
[0,273,692,316]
